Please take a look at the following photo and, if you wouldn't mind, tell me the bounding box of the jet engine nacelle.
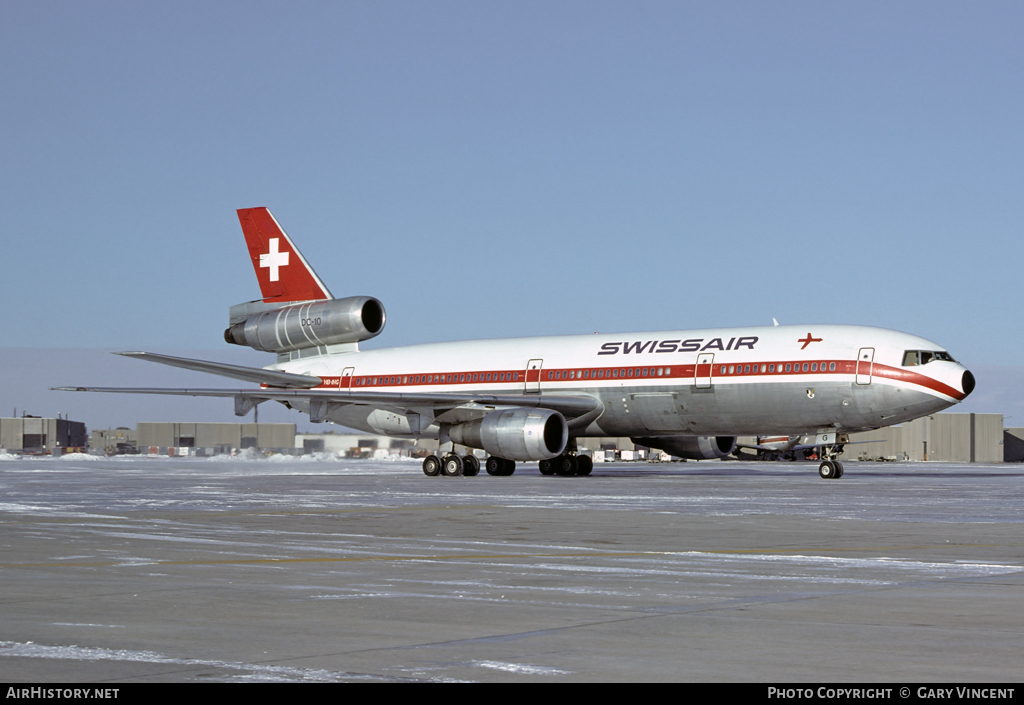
[224,296,386,353]
[449,408,568,462]
[632,435,737,460]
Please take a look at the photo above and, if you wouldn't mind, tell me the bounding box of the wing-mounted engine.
[449,408,568,462]
[224,296,386,353]
[633,435,736,460]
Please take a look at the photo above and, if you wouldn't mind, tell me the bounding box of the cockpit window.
[903,350,956,366]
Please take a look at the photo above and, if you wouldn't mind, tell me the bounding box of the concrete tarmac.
[1,455,1022,682]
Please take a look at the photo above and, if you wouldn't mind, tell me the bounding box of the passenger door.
[525,359,543,393]
[695,353,714,389]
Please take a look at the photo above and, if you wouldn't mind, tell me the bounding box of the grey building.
[899,413,1003,463]
[1003,428,1024,463]
[843,413,1004,463]
[0,417,87,452]
[300,415,1006,464]
[136,422,295,451]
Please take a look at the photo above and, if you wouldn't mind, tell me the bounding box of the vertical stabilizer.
[237,207,333,303]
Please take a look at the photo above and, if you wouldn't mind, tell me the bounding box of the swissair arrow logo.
[260,237,289,282]
[798,333,823,350]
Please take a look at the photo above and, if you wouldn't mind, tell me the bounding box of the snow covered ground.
[2,454,1021,523]
[2,456,1022,682]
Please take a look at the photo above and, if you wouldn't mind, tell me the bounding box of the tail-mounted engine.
[449,408,568,462]
[224,296,386,353]
[632,435,737,460]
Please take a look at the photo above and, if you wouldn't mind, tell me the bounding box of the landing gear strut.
[423,422,486,478]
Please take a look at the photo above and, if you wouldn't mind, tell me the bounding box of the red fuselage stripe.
[304,358,965,401]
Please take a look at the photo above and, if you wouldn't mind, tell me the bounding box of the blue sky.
[2,2,1022,429]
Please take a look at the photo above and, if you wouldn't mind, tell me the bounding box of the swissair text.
[599,337,758,355]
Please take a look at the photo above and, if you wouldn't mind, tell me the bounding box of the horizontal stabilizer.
[112,351,323,388]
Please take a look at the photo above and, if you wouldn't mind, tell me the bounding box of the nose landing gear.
[818,459,845,479]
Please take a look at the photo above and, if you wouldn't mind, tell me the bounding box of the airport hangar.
[6,412,1021,463]
[304,412,1014,463]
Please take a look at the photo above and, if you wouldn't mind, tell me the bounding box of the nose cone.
[961,369,976,398]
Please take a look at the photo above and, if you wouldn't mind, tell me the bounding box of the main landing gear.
[485,456,516,476]
[538,454,593,477]
[421,453,595,477]
[421,453,481,477]
[421,427,590,478]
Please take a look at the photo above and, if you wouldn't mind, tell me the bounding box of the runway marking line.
[0,545,1006,570]
[0,505,505,525]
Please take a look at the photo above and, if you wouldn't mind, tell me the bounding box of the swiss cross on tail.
[236,208,333,303]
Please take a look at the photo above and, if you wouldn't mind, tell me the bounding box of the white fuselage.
[269,324,971,440]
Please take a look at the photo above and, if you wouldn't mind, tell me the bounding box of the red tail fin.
[237,208,333,303]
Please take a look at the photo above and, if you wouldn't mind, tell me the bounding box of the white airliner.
[58,208,975,479]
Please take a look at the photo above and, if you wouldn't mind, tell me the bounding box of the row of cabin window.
[547,367,671,380]
[719,362,837,375]
[355,372,520,386]
[351,362,840,387]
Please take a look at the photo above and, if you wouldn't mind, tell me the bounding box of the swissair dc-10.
[59,207,976,479]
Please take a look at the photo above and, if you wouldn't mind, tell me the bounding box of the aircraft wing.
[55,351,605,427]
[53,385,604,426]
[787,440,881,451]
[735,439,881,452]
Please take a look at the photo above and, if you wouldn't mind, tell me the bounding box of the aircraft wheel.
[555,455,577,476]
[539,458,556,476]
[818,460,837,479]
[502,459,516,476]
[462,454,480,476]
[576,455,593,476]
[834,461,844,479]
[486,456,505,476]
[441,454,464,477]
[422,455,441,477]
